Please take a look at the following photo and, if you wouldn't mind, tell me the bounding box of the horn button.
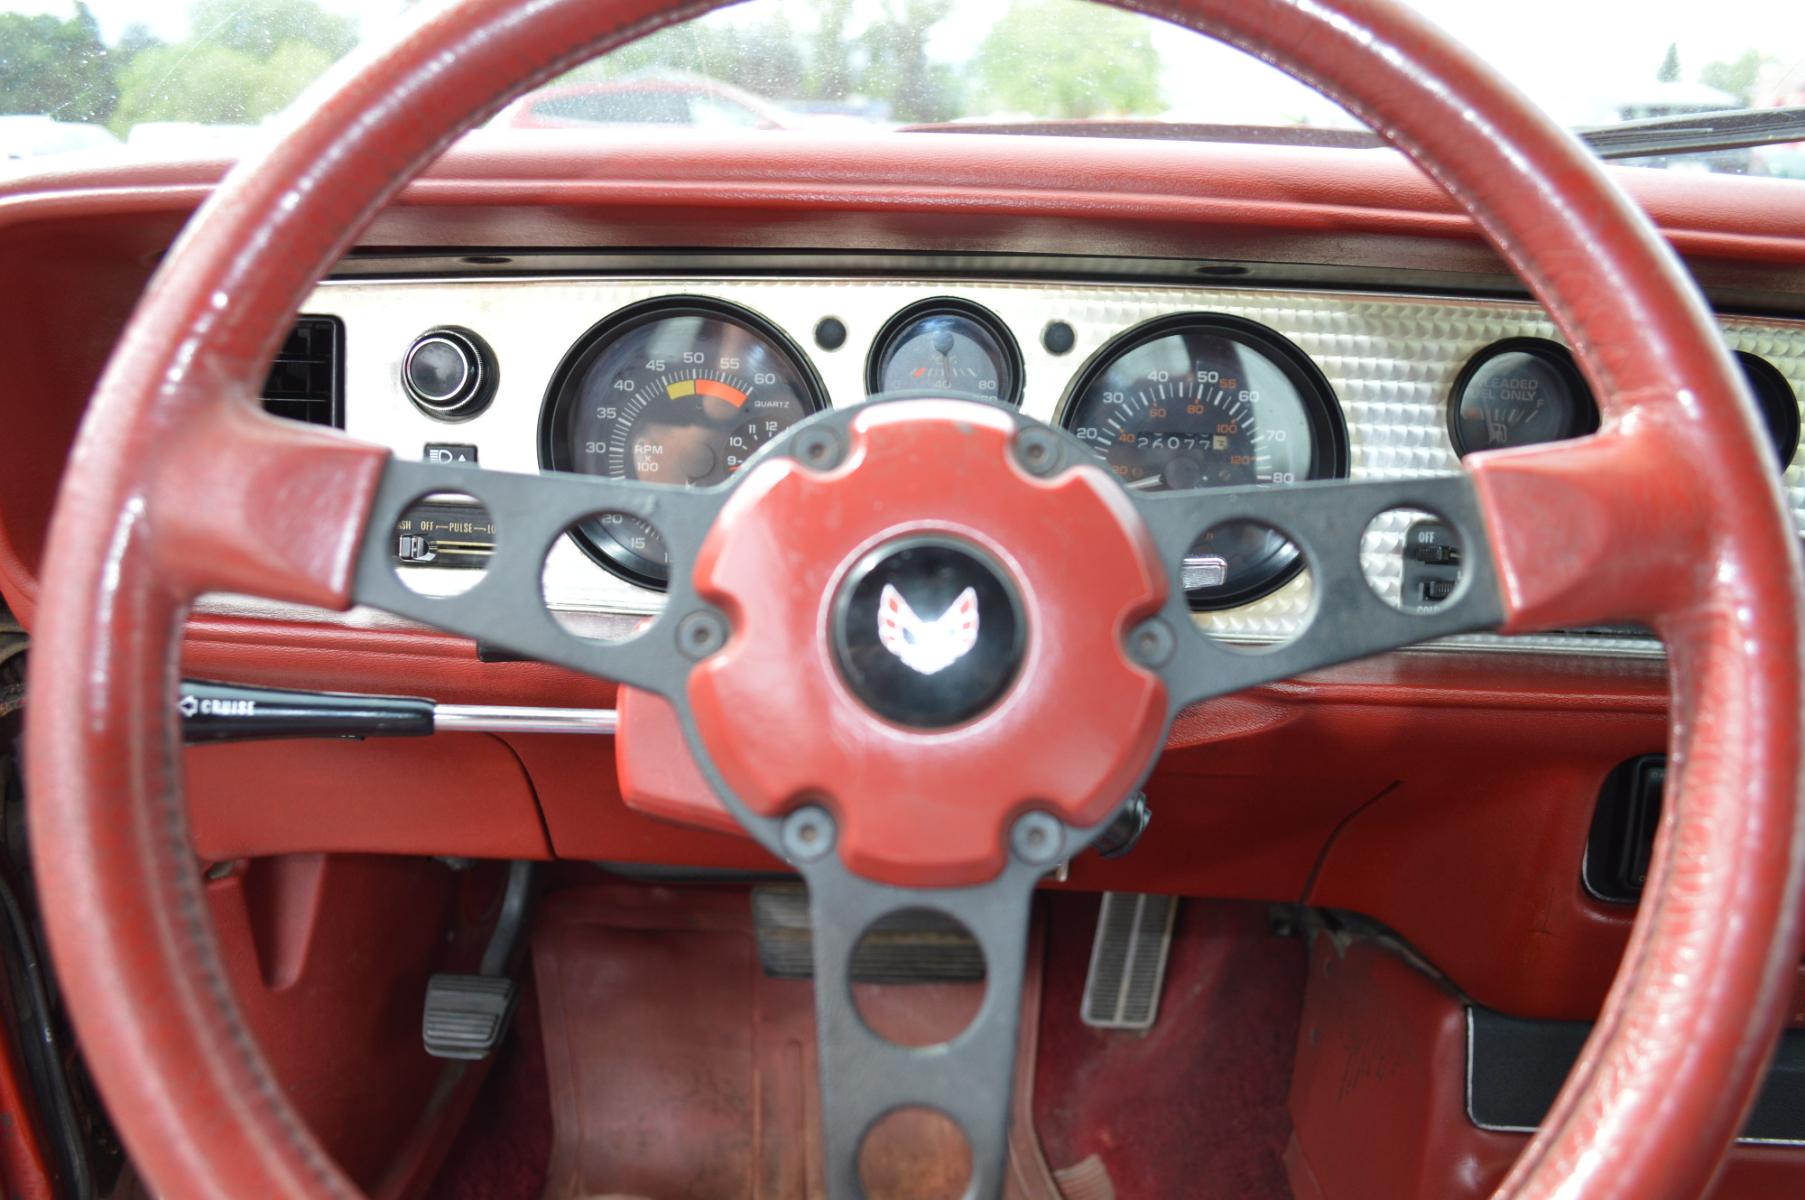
[687,399,1170,887]
[832,536,1026,729]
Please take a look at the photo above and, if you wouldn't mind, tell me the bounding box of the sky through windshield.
[2,0,1802,173]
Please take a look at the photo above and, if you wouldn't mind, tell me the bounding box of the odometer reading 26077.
[541,298,826,587]
[1060,314,1347,609]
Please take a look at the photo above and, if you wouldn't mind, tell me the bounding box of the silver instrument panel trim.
[222,275,1805,660]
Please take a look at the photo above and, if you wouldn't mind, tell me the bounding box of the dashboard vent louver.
[260,315,343,428]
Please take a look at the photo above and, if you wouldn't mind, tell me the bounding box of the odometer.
[1060,314,1347,609]
[541,298,826,587]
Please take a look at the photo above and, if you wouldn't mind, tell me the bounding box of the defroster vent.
[261,315,343,428]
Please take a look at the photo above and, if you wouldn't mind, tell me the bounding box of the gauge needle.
[932,330,956,387]
[1123,476,1164,491]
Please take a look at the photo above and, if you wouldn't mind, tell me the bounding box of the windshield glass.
[2,0,1802,179]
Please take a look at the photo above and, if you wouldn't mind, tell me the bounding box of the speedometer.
[1060,314,1347,609]
[541,298,826,587]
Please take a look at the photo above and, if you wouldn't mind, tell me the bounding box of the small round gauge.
[1449,338,1598,457]
[1734,351,1801,468]
[541,298,826,587]
[1059,314,1348,610]
[868,299,1022,405]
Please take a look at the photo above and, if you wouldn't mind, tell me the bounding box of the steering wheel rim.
[25,1,1805,1198]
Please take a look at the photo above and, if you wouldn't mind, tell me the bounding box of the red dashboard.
[4,132,1802,1027]
[5,131,1805,1199]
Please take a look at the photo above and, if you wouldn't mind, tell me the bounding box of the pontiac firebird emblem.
[877,583,980,676]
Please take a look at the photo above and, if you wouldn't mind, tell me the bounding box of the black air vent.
[261,316,343,428]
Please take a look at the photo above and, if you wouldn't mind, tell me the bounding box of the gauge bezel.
[1733,351,1801,469]
[1056,312,1350,612]
[539,295,828,589]
[866,297,1025,407]
[1447,337,1599,459]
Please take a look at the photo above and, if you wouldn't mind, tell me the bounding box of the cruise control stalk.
[178,679,618,743]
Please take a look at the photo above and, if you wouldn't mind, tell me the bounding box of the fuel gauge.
[1449,338,1598,457]
[868,299,1022,405]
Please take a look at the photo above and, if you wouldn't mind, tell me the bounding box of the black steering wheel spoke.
[1128,474,1506,710]
[350,457,724,693]
[798,852,1043,1199]
[351,426,1507,1200]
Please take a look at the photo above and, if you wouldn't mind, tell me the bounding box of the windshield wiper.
[1578,106,1805,160]
[901,107,1805,163]
[897,119,1385,149]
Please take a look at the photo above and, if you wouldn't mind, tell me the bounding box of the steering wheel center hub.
[831,534,1026,728]
[685,398,1172,887]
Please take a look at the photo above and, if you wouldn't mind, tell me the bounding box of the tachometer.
[1060,314,1347,609]
[541,298,826,587]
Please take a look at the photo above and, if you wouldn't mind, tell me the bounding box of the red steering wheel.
[24,0,1805,1197]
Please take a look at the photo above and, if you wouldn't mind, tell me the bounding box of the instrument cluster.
[539,299,825,586]
[293,275,1805,654]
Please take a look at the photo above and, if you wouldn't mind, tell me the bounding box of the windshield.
[2,0,1802,179]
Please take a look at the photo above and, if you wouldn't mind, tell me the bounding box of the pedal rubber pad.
[422,973,518,1061]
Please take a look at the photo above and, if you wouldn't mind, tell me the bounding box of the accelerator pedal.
[1080,892,1178,1031]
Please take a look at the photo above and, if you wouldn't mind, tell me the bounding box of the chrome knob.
[403,327,494,419]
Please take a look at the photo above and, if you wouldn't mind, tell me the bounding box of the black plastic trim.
[1582,753,1665,905]
[1467,1007,1805,1145]
[178,679,434,743]
[260,313,344,429]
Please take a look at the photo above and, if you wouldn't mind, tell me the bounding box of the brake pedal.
[422,860,534,1060]
[423,975,518,1060]
[1080,892,1177,1031]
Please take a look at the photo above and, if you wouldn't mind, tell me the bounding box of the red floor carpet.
[424,883,1304,1200]
[1031,893,1305,1200]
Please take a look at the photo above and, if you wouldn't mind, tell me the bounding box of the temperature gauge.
[868,299,1022,405]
